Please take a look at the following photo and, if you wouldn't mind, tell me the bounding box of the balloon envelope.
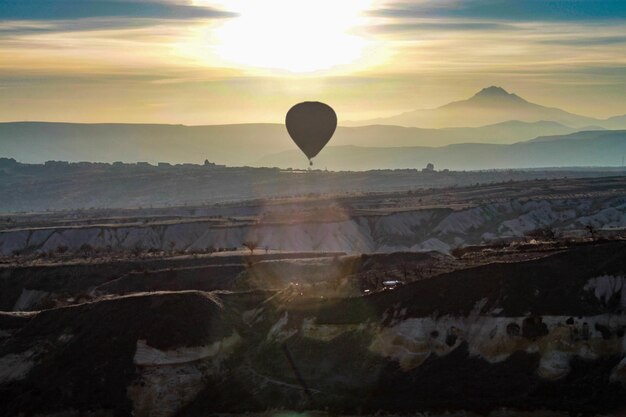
[285,102,337,161]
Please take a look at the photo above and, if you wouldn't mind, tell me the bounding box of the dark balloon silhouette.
[285,101,337,166]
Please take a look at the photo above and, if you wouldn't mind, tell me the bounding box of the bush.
[243,241,258,255]
[525,226,558,241]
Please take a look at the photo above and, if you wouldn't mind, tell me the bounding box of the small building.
[422,163,435,172]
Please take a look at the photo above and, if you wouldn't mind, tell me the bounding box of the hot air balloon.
[285,101,337,166]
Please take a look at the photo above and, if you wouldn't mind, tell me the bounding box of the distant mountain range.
[345,86,626,129]
[0,119,608,166]
[0,122,287,166]
[1,122,624,171]
[258,130,626,171]
[1,87,625,169]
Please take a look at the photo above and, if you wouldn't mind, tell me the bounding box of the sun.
[195,0,377,73]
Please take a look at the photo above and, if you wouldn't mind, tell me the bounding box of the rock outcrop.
[1,196,625,256]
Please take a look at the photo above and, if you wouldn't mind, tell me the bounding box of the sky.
[1,0,626,124]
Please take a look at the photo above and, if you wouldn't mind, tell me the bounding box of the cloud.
[0,19,162,35]
[0,0,235,21]
[373,0,626,22]
[371,20,521,35]
[1,0,626,122]
[539,35,626,46]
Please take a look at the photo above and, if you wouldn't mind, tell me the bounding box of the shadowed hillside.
[260,130,626,170]
[1,241,625,416]
[0,119,608,166]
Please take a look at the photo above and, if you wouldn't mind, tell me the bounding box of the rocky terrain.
[2,176,625,256]
[1,176,625,417]
[2,157,625,212]
[1,241,625,416]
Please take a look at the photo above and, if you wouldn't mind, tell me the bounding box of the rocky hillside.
[260,130,626,171]
[2,194,625,256]
[1,242,625,416]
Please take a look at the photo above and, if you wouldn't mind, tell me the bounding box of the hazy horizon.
[1,84,625,127]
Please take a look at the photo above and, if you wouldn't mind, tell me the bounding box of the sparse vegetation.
[525,226,558,242]
[243,240,258,255]
[586,224,598,239]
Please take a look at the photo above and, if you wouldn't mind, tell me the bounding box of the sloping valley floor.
[1,176,625,257]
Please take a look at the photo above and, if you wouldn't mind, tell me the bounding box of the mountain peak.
[466,86,527,105]
[347,85,604,129]
[474,86,512,98]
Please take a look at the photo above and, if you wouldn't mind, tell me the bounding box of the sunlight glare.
[200,0,376,73]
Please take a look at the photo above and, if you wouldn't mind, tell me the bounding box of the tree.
[79,243,95,255]
[243,240,258,255]
[400,262,409,281]
[585,224,598,240]
[525,226,557,242]
[131,245,144,257]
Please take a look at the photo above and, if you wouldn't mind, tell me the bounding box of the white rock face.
[129,333,241,417]
[366,314,626,380]
[585,275,626,308]
[435,205,502,235]
[13,288,50,311]
[133,333,241,366]
[258,290,626,384]
[267,312,298,342]
[263,305,626,383]
[128,363,206,417]
[0,348,38,383]
[1,196,624,255]
[372,211,434,237]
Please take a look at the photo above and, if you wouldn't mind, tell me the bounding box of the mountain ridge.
[258,130,626,171]
[345,86,626,129]
[0,119,607,166]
